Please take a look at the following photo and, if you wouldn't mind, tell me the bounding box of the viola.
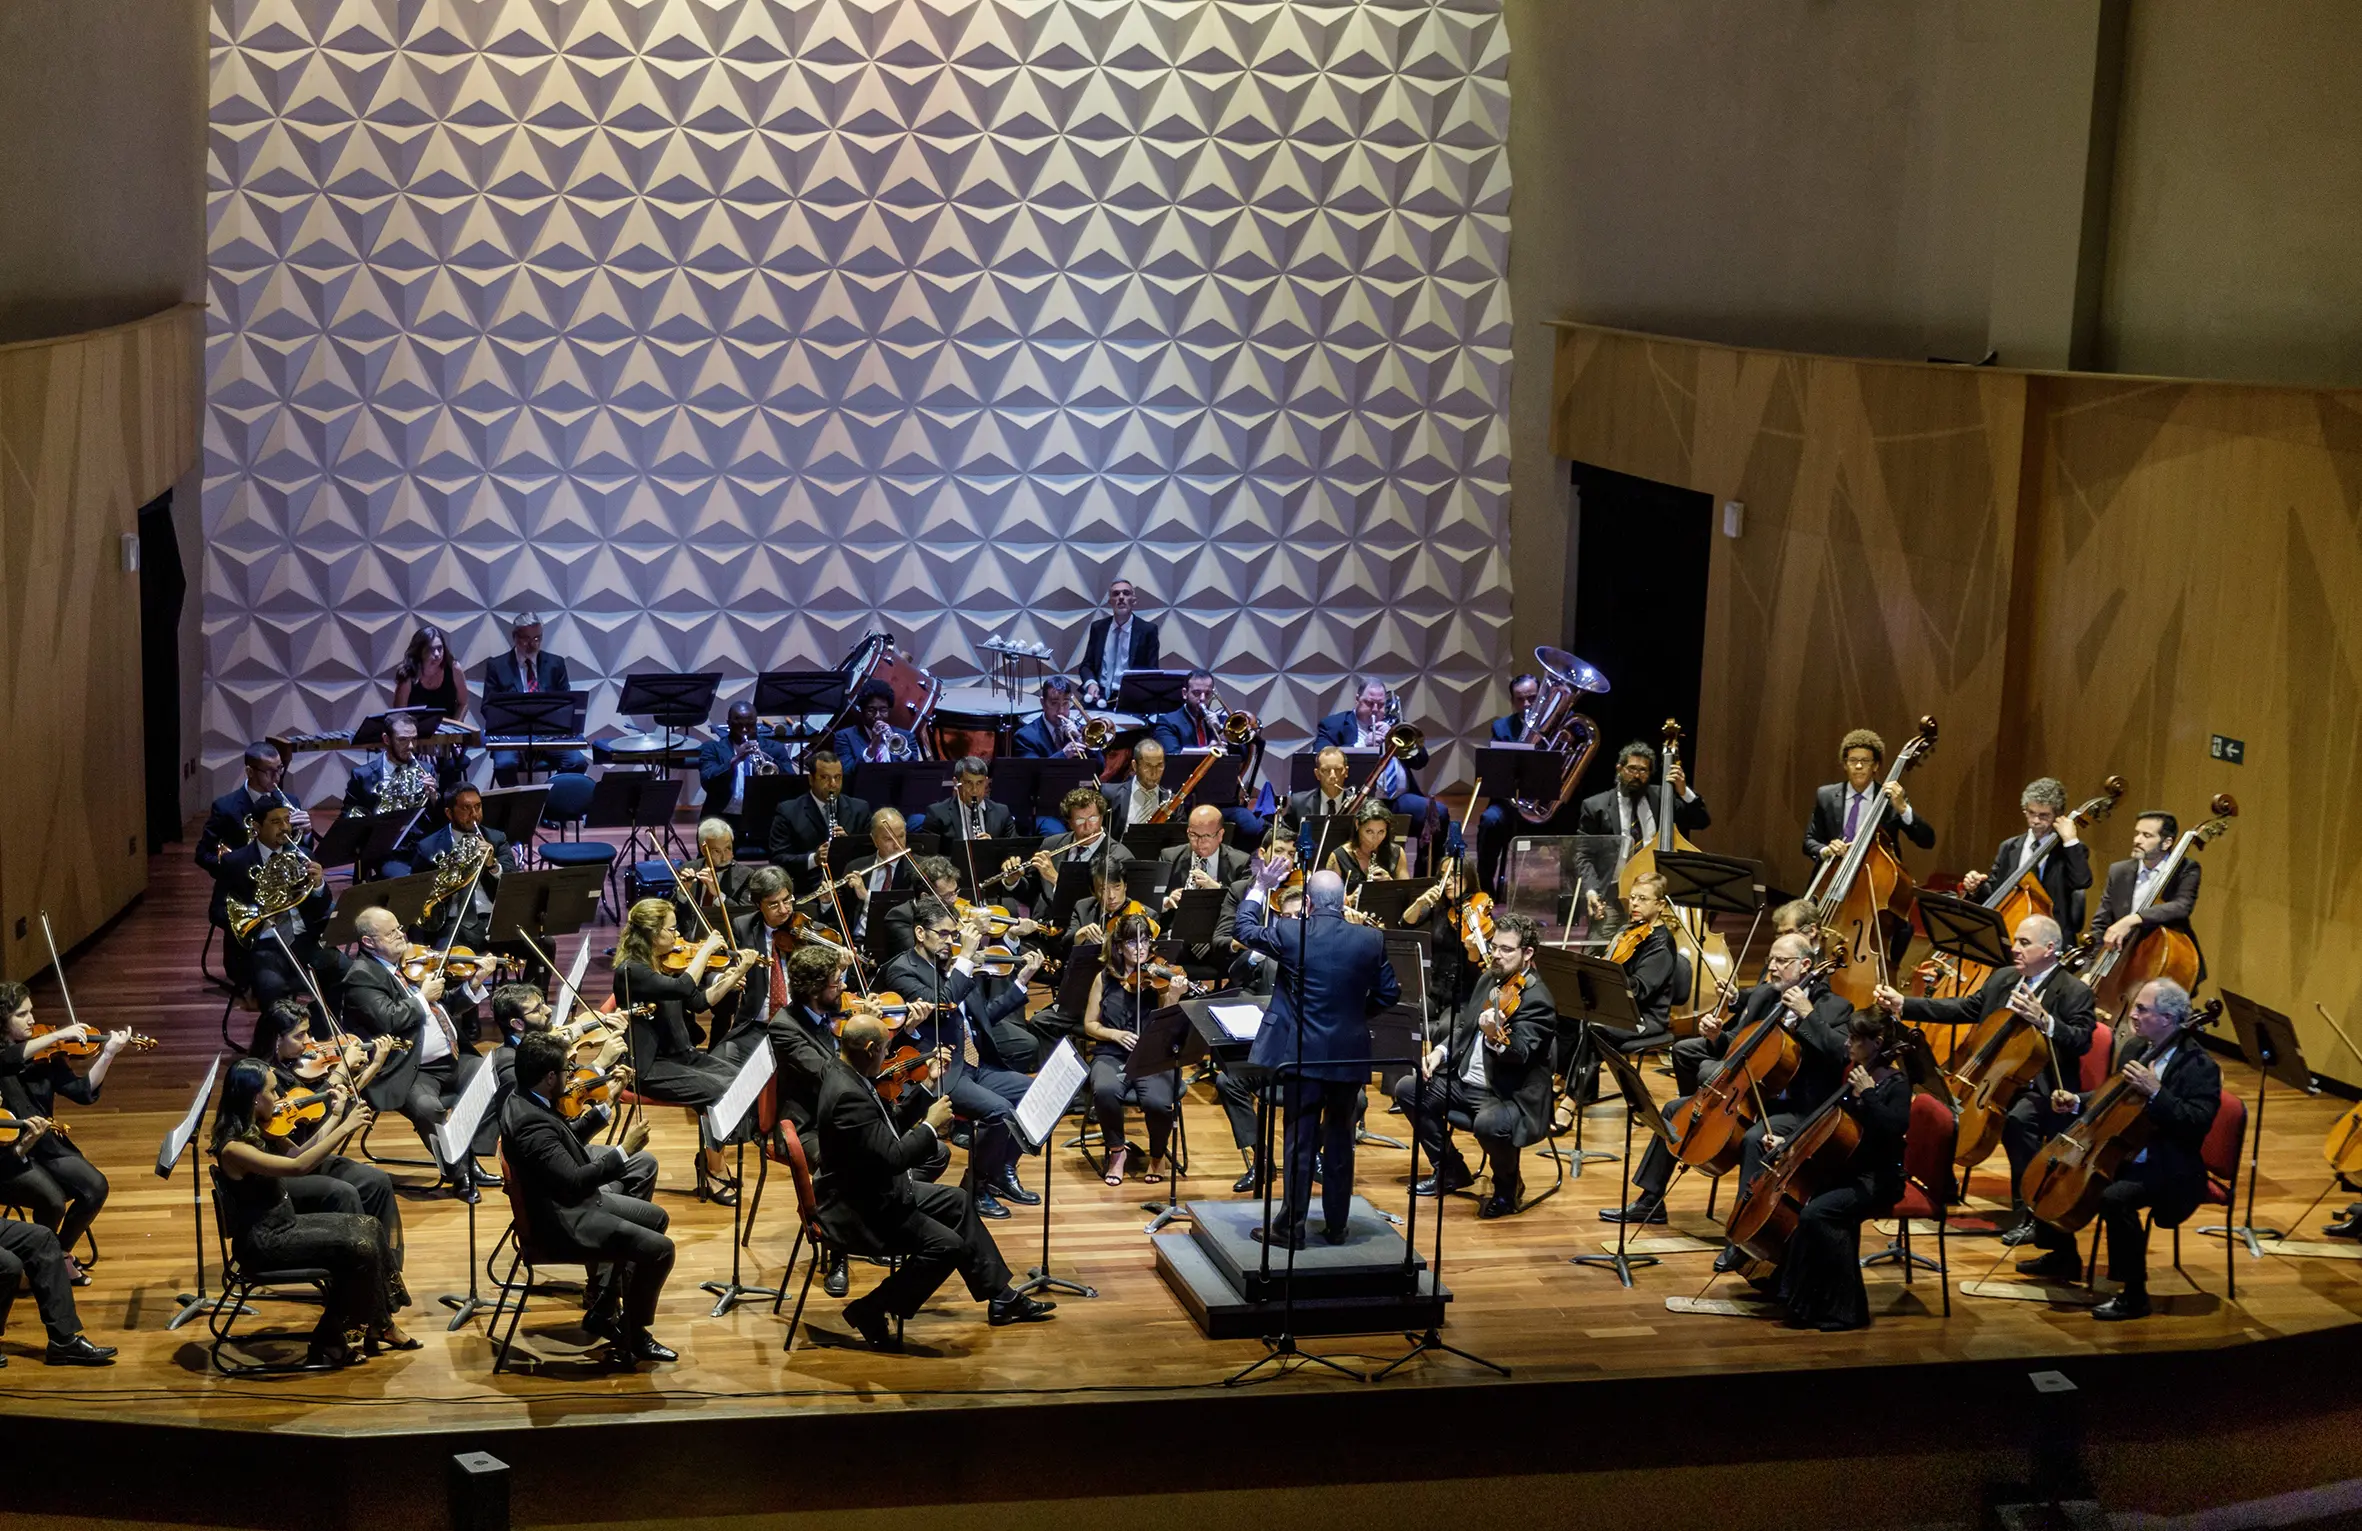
[2020,999,2223,1233]
[1667,948,1846,1172]
[973,943,1039,980]
[0,1114,65,1138]
[558,1064,622,1122]
[262,1090,332,1140]
[1450,889,1496,964]
[839,991,915,1026]
[288,1034,409,1084]
[31,1023,159,1058]
[955,900,1029,939]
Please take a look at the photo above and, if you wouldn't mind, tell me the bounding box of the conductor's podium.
[1153,1197,1449,1341]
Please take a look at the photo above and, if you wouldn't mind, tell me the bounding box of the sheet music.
[1013,1039,1087,1151]
[435,1053,499,1167]
[555,932,593,1017]
[706,1036,776,1142]
[1209,1002,1266,1043]
[154,1054,224,1179]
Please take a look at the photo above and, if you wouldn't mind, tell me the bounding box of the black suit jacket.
[208,839,332,942]
[767,792,873,892]
[1446,974,1559,1144]
[480,650,574,697]
[1104,776,1176,838]
[830,724,916,768]
[1804,781,1936,863]
[1980,832,2094,937]
[343,755,443,852]
[920,796,1015,844]
[1149,704,1219,755]
[1154,841,1251,953]
[2101,1036,2222,1226]
[878,950,1028,1074]
[1720,979,1853,1109]
[1902,961,2097,1093]
[2089,857,2205,978]
[499,1088,637,1248]
[695,735,790,817]
[1573,785,1712,840]
[341,957,448,1111]
[197,785,301,880]
[1009,714,1101,770]
[813,1056,937,1241]
[1079,615,1159,694]
[1312,711,1425,797]
[1621,926,1682,1035]
[766,1003,843,1143]
[409,825,517,944]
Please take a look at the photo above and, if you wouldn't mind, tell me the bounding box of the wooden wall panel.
[1550,320,2362,1080]
[0,306,201,980]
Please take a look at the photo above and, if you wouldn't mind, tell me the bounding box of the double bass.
[1616,719,1734,1026]
[1942,973,2070,1171]
[2019,998,2223,1232]
[2314,1004,2362,1179]
[1919,775,2127,1001]
[1666,945,1846,1173]
[1806,717,1937,1011]
[2080,795,2236,1021]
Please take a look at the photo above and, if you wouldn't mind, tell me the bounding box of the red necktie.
[769,929,790,1011]
[522,658,537,692]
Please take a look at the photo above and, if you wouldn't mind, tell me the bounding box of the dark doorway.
[1564,460,1713,789]
[138,490,186,852]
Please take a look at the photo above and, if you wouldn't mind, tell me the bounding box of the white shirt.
[1354,719,1406,797]
[382,957,453,1064]
[1845,788,1914,832]
[1128,782,1162,824]
[2133,857,2165,909]
[2015,829,2049,878]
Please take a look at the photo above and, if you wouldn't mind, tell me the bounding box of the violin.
[2020,999,2223,1233]
[1667,947,1846,1173]
[871,1043,942,1106]
[1449,889,1495,964]
[30,1023,159,1058]
[1141,960,1205,1001]
[657,941,756,978]
[261,1090,332,1140]
[558,1064,624,1122]
[400,944,518,986]
[289,1034,409,1084]
[0,1114,66,1138]
[955,899,1033,939]
[841,991,915,1026]
[973,944,1038,980]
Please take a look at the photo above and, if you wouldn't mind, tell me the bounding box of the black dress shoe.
[996,1172,1042,1207]
[2016,1250,2085,1282]
[1712,1246,1745,1274]
[1231,1163,1265,1195]
[1249,1225,1309,1251]
[1598,1197,1667,1225]
[1999,1215,2038,1247]
[988,1291,1058,1326]
[471,1162,503,1188]
[842,1297,901,1352]
[823,1250,850,1300]
[1476,1194,1516,1220]
[1319,1223,1350,1246]
[2324,1215,2362,1240]
[974,1190,1011,1220]
[2091,1291,2151,1322]
[628,1330,679,1363]
[582,1306,627,1348]
[1413,1166,1474,1198]
[43,1335,115,1367]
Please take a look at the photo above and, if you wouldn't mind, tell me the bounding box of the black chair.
[204,1168,333,1375]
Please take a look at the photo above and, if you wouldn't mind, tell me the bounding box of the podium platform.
[1153,1196,1449,1340]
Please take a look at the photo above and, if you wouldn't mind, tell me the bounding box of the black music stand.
[756,670,845,767]
[1165,888,1227,949]
[847,761,943,817]
[311,808,375,872]
[1297,814,1359,872]
[863,888,915,964]
[1032,760,1093,821]
[1472,746,1568,805]
[1916,890,2014,970]
[1120,860,1163,906]
[2204,990,2306,1257]
[476,784,550,861]
[618,671,721,852]
[1048,862,1102,932]
[1357,877,1442,930]
[986,758,1042,817]
[585,772,682,891]
[481,693,581,784]
[1580,1040,1672,1288]
[1112,670,1189,714]
[1054,946,1104,1021]
[954,835,1042,893]
[1121,823,1186,860]
[323,873,437,945]
[738,774,797,853]
[1179,753,1245,810]
[486,867,608,949]
[1132,997,1210,1231]
[1529,944,1615,1174]
[354,707,449,748]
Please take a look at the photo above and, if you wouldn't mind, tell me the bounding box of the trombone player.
[1149,670,1266,842]
[1011,676,1107,832]
[215,800,332,1012]
[1313,676,1460,865]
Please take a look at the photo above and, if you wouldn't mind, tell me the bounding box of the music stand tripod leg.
[2198,1065,2284,1258]
[702,1139,783,1315]
[1016,1120,1097,1299]
[439,1189,488,1329]
[1571,1101,1660,1289]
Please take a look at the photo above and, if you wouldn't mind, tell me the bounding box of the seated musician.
[832,679,916,766]
[344,714,442,877]
[249,997,409,1306]
[837,807,918,950]
[212,800,331,1011]
[1065,858,1150,957]
[1077,576,1157,707]
[1313,676,1451,842]
[210,1062,407,1367]
[1107,737,1175,836]
[1398,913,1558,1217]
[1804,727,1935,866]
[1961,777,2091,936]
[1874,913,2094,1256]
[480,610,588,782]
[0,982,132,1285]
[1490,672,1541,740]
[1082,913,1182,1186]
[1148,672,1265,841]
[391,623,471,722]
[676,817,760,938]
[1023,787,1127,917]
[343,907,495,1202]
[501,1032,676,1363]
[1158,805,1250,980]
[880,901,1047,1218]
[1325,800,1406,899]
[483,984,652,1210]
[2041,978,2222,1320]
[695,700,790,846]
[196,741,300,881]
[410,783,518,1034]
[771,946,915,1299]
[1606,934,1847,1257]
[1282,745,1356,861]
[0,1206,114,1365]
[2088,810,2204,981]
[1604,872,1681,1056]
[612,898,758,1205]
[1766,1011,1912,1332]
[1010,677,1102,831]
[1575,738,1711,864]
[767,749,872,896]
[1473,672,1541,892]
[922,756,1016,843]
[880,856,967,966]
[818,1013,1058,1349]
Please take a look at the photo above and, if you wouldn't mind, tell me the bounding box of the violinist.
[695,700,789,841]
[1960,778,2092,936]
[767,749,872,896]
[1602,872,1682,1057]
[733,867,807,1018]
[676,817,760,938]
[832,679,917,766]
[1107,738,1175,837]
[2040,978,2221,1320]
[1064,860,1147,955]
[818,1013,1056,1349]
[879,904,1045,1219]
[922,756,1016,843]
[0,1204,114,1365]
[1762,1011,1911,1332]
[1875,914,2094,1256]
[1083,914,1182,1186]
[501,1032,677,1364]
[251,997,408,1302]
[1804,728,1936,866]
[880,857,967,966]
[211,1061,412,1366]
[343,906,495,1202]
[212,800,331,1010]
[613,898,759,1205]
[2088,811,2205,981]
[1325,800,1406,899]
[1157,806,1250,981]
[1399,913,1558,1217]
[0,983,131,1283]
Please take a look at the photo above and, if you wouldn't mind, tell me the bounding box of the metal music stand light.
[2203,990,2307,1257]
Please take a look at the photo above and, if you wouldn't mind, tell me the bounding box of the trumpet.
[1206,687,1261,748]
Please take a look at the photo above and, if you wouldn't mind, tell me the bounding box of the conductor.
[1233,853,1401,1250]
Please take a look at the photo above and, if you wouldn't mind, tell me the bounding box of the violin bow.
[655,843,726,948]
[34,912,87,1038]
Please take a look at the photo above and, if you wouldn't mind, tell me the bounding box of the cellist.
[1762,1010,1912,1332]
[2088,811,2205,983]
[2038,978,2221,1321]
[1873,914,2095,1255]
[1960,778,2093,936]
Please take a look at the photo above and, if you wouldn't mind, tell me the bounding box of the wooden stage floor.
[15,848,2362,1444]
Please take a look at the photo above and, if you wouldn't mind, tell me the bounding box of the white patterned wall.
[203,0,1514,799]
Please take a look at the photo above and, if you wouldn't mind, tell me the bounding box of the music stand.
[1357,877,1442,930]
[1179,753,1245,809]
[358,811,425,880]
[738,774,797,852]
[1112,670,1189,715]
[863,888,915,965]
[1132,998,1211,1232]
[585,772,682,883]
[1009,1040,1099,1301]
[1532,945,1619,1174]
[618,671,721,850]
[1580,1036,1668,1289]
[958,837,1042,899]
[1032,761,1094,821]
[1298,814,1358,871]
[1054,945,1104,1020]
[476,784,550,859]
[1915,890,2014,969]
[1165,888,1227,949]
[159,1055,243,1330]
[986,758,1041,817]
[354,707,448,748]
[1049,862,1103,932]
[486,866,608,949]
[481,692,580,783]
[700,1039,781,1315]
[1121,823,1186,860]
[1116,860,1160,906]
[1472,746,1568,805]
[755,670,845,766]
[2204,990,2306,1257]
[311,808,375,872]
[323,873,437,945]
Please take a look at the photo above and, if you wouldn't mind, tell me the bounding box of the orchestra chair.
[738,1080,783,1243]
[2079,1022,2116,1091]
[203,1168,333,1376]
[482,1149,611,1374]
[534,772,618,912]
[2168,1093,2247,1304]
[769,1120,903,1353]
[1863,1091,1958,1315]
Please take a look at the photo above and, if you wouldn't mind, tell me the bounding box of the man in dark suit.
[410,784,518,952]
[695,700,790,842]
[1148,672,1265,842]
[832,679,916,767]
[836,807,919,952]
[343,906,491,1200]
[212,801,332,1010]
[1010,677,1102,831]
[2043,978,2222,1320]
[1488,672,1541,742]
[1803,727,1936,865]
[1155,806,1250,980]
[1280,745,1354,855]
[1574,739,1713,848]
[879,857,964,967]
[816,1014,1056,1349]
[343,715,443,877]
[1076,577,1158,707]
[196,742,301,880]
[2088,811,2205,981]
[501,1031,677,1362]
[1960,777,2094,936]
[1878,912,2096,1255]
[1105,737,1175,836]
[479,610,588,780]
[1312,676,1455,858]
[1396,912,1558,1217]
[920,757,1016,844]
[1020,789,1126,922]
[766,750,871,896]
[1234,856,1401,1249]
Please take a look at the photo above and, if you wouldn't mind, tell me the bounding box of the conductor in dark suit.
[1959,777,2094,938]
[817,1014,1056,1349]
[197,742,300,880]
[2088,811,2205,981]
[1803,727,1936,865]
[1395,912,1557,1217]
[1234,855,1401,1249]
[766,750,871,896]
[694,700,790,841]
[479,610,588,780]
[1877,913,2096,1256]
[920,757,1016,843]
[1076,577,1158,706]
[501,1032,678,1362]
[2043,977,2223,1320]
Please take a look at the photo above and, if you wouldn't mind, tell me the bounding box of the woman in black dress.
[249,997,410,1307]
[612,897,757,1202]
[1769,1011,1912,1332]
[0,981,133,1283]
[210,1058,413,1367]
[1081,914,1180,1186]
[391,624,471,775]
[1324,800,1406,900]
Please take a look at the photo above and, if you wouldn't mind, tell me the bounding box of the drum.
[931,683,1014,763]
[594,730,700,769]
[838,634,942,739]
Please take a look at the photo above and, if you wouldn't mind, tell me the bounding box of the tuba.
[227,838,319,942]
[1512,647,1609,824]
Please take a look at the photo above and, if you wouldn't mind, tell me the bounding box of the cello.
[1617,720,1735,1026]
[1806,717,1937,1011]
[1724,1026,1908,1266]
[1919,775,2127,1001]
[2080,795,2235,1021]
[2019,998,2223,1232]
[1667,944,1846,1173]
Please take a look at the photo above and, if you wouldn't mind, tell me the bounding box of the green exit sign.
[2210,735,2245,765]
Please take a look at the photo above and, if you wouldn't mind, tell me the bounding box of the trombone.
[1206,687,1261,748]
[1335,722,1424,822]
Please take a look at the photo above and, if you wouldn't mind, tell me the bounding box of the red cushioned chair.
[2170,1092,2247,1303]
[1869,1090,1959,1315]
[768,1119,900,1354]
[2078,1021,2115,1091]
